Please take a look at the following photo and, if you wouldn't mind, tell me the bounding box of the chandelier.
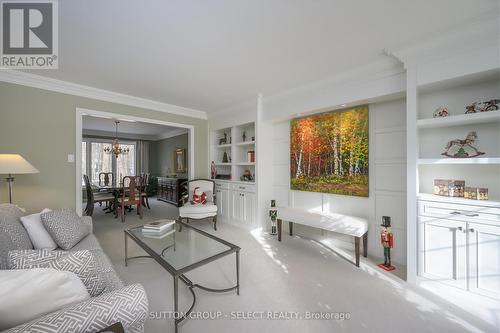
[104,121,130,158]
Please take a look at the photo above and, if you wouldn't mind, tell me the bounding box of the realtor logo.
[1,0,58,69]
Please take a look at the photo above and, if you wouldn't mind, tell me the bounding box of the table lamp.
[0,154,39,203]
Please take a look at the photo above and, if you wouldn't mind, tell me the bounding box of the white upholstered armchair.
[178,179,218,230]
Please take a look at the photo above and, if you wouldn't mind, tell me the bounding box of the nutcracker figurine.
[269,200,277,235]
[378,216,395,271]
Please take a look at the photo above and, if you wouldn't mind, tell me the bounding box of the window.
[91,142,113,183]
[81,139,136,185]
[116,144,135,181]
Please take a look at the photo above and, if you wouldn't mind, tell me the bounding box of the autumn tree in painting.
[290,107,369,196]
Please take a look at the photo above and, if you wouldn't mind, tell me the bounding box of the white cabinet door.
[242,192,255,225]
[231,191,243,221]
[215,189,229,220]
[216,189,223,216]
[220,189,230,219]
[418,216,467,289]
[468,223,500,298]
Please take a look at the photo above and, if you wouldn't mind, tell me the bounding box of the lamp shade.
[0,154,39,174]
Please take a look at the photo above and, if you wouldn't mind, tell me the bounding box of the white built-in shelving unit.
[416,70,500,201]
[407,66,500,300]
[210,122,256,183]
[209,122,257,228]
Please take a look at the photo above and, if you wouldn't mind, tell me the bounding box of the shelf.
[214,162,231,166]
[235,141,256,146]
[215,144,231,148]
[418,157,500,165]
[235,162,255,166]
[213,179,255,185]
[417,110,500,129]
[418,193,500,208]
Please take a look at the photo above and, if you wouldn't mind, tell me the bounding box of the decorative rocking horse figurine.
[442,131,485,158]
[465,99,500,113]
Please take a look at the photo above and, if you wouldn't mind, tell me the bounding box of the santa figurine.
[191,187,207,205]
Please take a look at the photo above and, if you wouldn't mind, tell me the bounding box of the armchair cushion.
[179,202,217,216]
[41,209,89,250]
[3,284,149,333]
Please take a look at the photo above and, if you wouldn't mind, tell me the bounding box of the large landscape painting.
[290,107,369,197]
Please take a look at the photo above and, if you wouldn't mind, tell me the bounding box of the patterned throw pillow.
[0,204,33,269]
[8,250,106,297]
[40,209,89,250]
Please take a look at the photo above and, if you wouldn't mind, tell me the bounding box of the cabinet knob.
[469,228,475,233]
[457,226,463,231]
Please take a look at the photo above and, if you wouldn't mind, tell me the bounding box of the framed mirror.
[174,148,186,173]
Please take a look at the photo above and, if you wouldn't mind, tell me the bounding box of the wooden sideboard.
[157,177,187,207]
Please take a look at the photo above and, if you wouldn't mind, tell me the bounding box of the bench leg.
[289,222,293,236]
[355,236,360,267]
[277,219,282,242]
[363,232,368,257]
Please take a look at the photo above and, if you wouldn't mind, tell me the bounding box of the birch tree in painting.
[290,107,369,197]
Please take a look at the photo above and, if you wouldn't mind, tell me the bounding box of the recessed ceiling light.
[341,104,347,107]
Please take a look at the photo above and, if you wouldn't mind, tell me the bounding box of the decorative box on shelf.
[465,187,489,200]
[247,150,255,163]
[464,187,478,200]
[433,179,465,197]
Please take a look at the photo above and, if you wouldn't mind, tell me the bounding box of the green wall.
[149,133,189,177]
[0,82,208,212]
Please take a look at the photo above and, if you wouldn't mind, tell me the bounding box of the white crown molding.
[82,129,158,141]
[386,12,499,68]
[155,128,189,141]
[0,70,208,119]
[210,56,405,120]
[264,56,404,104]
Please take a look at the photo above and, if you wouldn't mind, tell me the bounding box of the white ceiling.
[28,0,497,113]
[82,115,184,140]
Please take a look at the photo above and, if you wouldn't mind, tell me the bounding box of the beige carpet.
[91,199,496,333]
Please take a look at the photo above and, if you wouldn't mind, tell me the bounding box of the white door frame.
[75,107,195,215]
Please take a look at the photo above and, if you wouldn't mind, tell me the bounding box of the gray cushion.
[0,204,33,269]
[41,209,89,250]
[8,249,106,297]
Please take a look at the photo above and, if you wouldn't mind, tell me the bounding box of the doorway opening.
[75,108,194,215]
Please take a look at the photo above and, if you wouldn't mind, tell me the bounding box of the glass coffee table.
[124,221,240,332]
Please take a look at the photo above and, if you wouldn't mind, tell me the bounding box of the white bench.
[276,207,369,267]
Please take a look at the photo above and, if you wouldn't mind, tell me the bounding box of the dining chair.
[98,172,114,188]
[115,175,143,222]
[140,173,151,209]
[83,174,116,216]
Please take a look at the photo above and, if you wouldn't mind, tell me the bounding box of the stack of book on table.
[142,219,176,239]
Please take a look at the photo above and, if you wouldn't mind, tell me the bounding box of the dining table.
[92,181,145,215]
